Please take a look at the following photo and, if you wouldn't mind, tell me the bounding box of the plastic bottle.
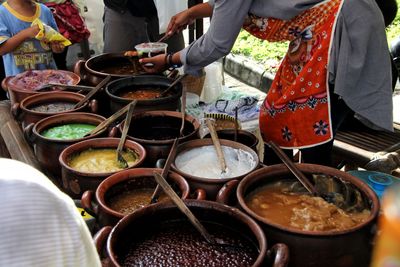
[370,184,400,267]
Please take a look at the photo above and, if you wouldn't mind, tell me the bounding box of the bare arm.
[166,2,213,35]
[0,25,39,56]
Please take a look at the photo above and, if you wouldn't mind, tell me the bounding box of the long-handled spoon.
[149,138,179,204]
[206,119,227,174]
[116,101,136,168]
[159,74,188,97]
[267,141,317,195]
[73,75,111,109]
[153,171,240,248]
[84,102,132,137]
[179,87,186,137]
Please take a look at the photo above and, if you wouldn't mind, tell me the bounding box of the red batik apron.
[243,0,343,149]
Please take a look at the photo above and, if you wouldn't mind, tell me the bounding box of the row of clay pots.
[5,71,182,119]
[91,163,379,267]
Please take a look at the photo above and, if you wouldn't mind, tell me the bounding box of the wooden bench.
[332,118,400,174]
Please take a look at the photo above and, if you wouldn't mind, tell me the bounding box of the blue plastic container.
[347,170,400,200]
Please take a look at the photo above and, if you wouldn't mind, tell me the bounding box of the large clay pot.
[81,167,193,226]
[73,53,146,86]
[236,164,380,267]
[204,129,259,153]
[13,91,98,128]
[59,138,146,198]
[24,112,107,180]
[172,138,260,200]
[94,200,290,267]
[1,69,80,106]
[124,110,200,167]
[105,76,182,114]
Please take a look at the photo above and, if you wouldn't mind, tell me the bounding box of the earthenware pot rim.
[32,112,106,143]
[20,91,87,115]
[236,163,380,236]
[59,137,146,177]
[108,199,268,267]
[105,75,182,104]
[172,138,260,184]
[95,167,191,219]
[85,53,146,78]
[5,69,80,92]
[124,110,200,145]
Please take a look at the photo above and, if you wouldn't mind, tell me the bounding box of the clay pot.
[73,53,146,86]
[204,129,259,153]
[81,168,194,226]
[13,91,98,128]
[124,110,200,167]
[105,76,182,114]
[1,70,80,106]
[172,138,260,200]
[24,112,107,180]
[94,200,290,267]
[235,164,380,267]
[59,138,146,198]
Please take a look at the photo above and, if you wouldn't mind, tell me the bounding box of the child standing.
[0,0,64,76]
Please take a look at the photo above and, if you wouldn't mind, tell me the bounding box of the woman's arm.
[166,2,213,35]
[141,0,253,75]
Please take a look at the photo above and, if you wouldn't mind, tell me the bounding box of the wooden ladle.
[153,171,241,248]
[267,141,317,195]
[159,74,188,97]
[206,119,227,174]
[116,101,136,168]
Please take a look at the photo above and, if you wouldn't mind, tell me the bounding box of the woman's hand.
[139,54,168,74]
[50,42,65,53]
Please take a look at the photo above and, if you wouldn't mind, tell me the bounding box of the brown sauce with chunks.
[246,181,370,232]
[122,222,258,267]
[108,188,169,215]
[119,88,163,100]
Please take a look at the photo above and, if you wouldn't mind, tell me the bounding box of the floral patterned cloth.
[243,0,342,149]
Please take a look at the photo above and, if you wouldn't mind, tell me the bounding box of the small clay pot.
[24,112,107,180]
[59,138,146,198]
[73,53,146,86]
[236,164,380,267]
[13,91,98,128]
[1,70,80,106]
[106,76,182,114]
[172,138,260,200]
[81,168,192,226]
[94,200,290,267]
[124,110,200,167]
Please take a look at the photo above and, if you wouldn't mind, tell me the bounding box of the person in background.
[102,0,184,54]
[0,0,64,76]
[140,0,394,167]
[37,0,86,70]
[0,158,101,266]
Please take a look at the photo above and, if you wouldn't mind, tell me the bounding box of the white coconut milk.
[175,145,257,179]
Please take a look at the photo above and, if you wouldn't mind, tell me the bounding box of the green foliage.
[232,1,400,73]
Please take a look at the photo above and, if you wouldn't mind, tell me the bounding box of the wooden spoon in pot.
[206,118,227,174]
[116,101,136,168]
[153,171,242,249]
[159,74,188,97]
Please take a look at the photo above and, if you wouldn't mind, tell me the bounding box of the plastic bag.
[32,18,72,46]
[153,0,187,34]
